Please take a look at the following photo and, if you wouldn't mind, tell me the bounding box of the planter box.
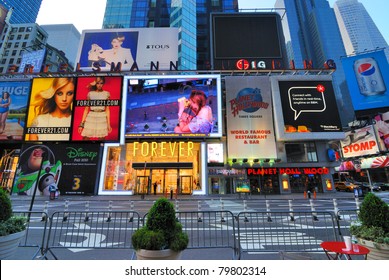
[0,230,26,260]
[136,249,182,260]
[358,238,389,260]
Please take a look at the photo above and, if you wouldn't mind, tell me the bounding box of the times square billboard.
[124,75,222,138]
[341,50,389,116]
[75,28,178,72]
[24,76,123,143]
[210,13,287,70]
[271,76,344,141]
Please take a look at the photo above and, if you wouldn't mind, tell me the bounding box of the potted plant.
[132,197,188,260]
[0,188,27,260]
[349,192,389,259]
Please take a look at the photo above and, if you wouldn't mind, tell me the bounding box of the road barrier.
[336,209,359,237]
[235,210,339,259]
[13,211,49,259]
[43,211,141,260]
[12,209,347,260]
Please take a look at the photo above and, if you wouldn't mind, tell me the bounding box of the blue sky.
[37,0,388,44]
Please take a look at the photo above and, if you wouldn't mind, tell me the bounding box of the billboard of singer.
[72,76,123,142]
[25,77,76,141]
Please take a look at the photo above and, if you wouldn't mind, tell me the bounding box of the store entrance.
[135,168,193,195]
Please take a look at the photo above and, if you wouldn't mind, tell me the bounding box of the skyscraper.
[334,0,389,61]
[0,0,42,24]
[275,0,354,125]
[102,0,238,70]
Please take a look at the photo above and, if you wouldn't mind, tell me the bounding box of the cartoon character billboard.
[341,50,389,115]
[0,80,30,141]
[76,28,178,71]
[12,143,101,196]
[271,76,344,141]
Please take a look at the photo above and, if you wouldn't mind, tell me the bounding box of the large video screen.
[271,76,345,141]
[124,75,222,138]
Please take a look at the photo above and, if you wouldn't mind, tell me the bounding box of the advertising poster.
[71,76,123,142]
[373,110,389,151]
[225,76,277,159]
[0,80,30,141]
[339,125,380,158]
[271,76,344,141]
[18,49,46,73]
[76,28,178,71]
[12,143,101,196]
[24,77,76,141]
[125,75,222,138]
[341,50,389,115]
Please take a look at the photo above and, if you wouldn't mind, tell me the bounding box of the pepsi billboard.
[341,50,389,115]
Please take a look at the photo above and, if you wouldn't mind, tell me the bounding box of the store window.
[101,141,201,195]
[285,142,317,163]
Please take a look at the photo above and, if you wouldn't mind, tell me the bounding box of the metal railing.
[13,211,49,259]
[236,211,339,259]
[11,209,347,260]
[43,211,141,260]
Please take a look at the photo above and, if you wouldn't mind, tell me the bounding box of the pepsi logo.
[358,63,376,76]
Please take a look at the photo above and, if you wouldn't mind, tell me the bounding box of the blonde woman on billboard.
[29,78,75,141]
[174,90,213,134]
[97,33,134,69]
[0,91,11,134]
[78,77,112,140]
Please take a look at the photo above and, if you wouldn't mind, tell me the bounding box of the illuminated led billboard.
[124,75,222,138]
[271,76,345,141]
[211,13,286,70]
[341,50,389,116]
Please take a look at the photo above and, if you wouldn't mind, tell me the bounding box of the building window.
[17,35,22,40]
[11,50,17,56]
[19,27,25,32]
[285,142,317,163]
[26,27,33,32]
[24,34,29,40]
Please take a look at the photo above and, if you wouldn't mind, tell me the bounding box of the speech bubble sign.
[288,85,327,120]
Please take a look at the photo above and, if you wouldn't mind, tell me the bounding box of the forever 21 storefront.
[100,141,205,195]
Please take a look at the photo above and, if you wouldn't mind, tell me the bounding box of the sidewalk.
[10,190,359,203]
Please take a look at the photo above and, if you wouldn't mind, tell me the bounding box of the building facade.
[333,0,389,61]
[275,0,354,126]
[102,0,238,70]
[40,24,81,68]
[0,0,42,24]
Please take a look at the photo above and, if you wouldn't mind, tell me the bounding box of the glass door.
[180,176,192,194]
[136,176,149,195]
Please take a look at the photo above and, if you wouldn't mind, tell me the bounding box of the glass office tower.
[0,0,42,24]
[275,0,354,125]
[334,0,389,61]
[102,0,238,70]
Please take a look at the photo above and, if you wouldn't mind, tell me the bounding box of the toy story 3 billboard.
[12,143,102,196]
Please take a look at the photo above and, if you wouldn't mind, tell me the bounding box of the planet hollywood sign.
[247,167,329,176]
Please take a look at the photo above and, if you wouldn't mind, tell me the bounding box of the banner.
[76,28,178,71]
[225,76,277,159]
[12,143,101,196]
[0,80,30,141]
[340,125,380,158]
